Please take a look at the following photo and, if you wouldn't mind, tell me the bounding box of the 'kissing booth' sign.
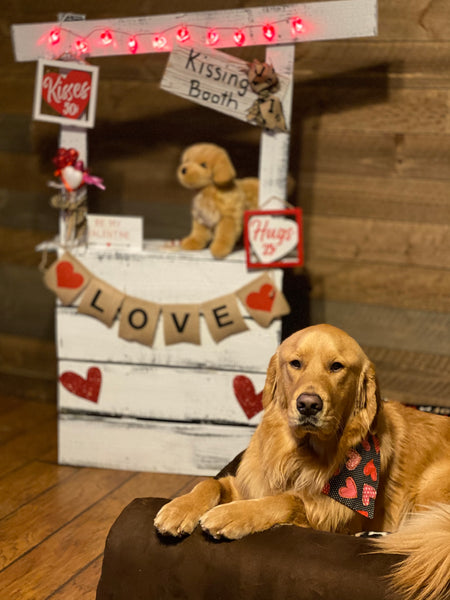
[33,58,99,128]
[161,45,289,127]
[244,208,303,269]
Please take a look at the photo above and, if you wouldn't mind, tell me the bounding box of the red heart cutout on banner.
[233,375,263,419]
[339,477,357,499]
[42,70,92,120]
[246,284,275,312]
[60,367,102,403]
[362,483,377,506]
[363,459,378,481]
[56,261,85,289]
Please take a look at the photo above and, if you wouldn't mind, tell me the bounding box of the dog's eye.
[330,362,344,372]
[200,162,208,168]
[289,360,302,369]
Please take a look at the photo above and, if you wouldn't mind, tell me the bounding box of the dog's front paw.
[154,498,203,537]
[200,502,257,540]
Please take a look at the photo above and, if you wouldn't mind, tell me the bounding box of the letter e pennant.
[202,294,248,343]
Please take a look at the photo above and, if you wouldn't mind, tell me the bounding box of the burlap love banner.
[43,252,290,346]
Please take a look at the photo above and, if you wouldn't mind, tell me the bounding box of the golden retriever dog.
[155,324,450,600]
[177,143,259,258]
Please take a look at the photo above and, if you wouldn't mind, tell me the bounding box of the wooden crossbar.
[12,0,377,61]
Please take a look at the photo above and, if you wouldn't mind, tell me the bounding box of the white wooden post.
[12,2,377,61]
[258,44,295,209]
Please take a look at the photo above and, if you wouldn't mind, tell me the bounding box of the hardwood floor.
[0,395,206,599]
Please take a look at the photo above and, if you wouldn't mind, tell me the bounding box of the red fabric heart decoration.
[42,70,91,120]
[339,477,357,499]
[246,284,275,312]
[361,437,371,452]
[346,449,362,471]
[60,367,102,403]
[362,483,377,506]
[233,375,263,419]
[363,458,378,481]
[56,261,85,289]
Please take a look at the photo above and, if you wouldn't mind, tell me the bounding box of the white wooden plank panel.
[258,44,295,208]
[58,360,265,426]
[67,243,284,306]
[58,414,254,475]
[56,308,280,371]
[12,0,377,61]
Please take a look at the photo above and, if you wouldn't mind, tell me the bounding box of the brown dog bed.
[96,495,401,600]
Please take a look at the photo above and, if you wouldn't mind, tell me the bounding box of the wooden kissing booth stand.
[10,5,402,600]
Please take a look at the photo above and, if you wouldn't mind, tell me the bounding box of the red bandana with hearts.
[322,434,380,519]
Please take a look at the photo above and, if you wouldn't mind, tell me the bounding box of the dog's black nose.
[297,393,323,417]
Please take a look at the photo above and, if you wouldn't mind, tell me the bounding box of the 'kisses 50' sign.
[33,58,99,128]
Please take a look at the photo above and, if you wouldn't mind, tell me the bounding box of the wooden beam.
[11,0,377,61]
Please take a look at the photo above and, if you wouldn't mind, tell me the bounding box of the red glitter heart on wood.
[233,375,263,419]
[60,367,102,403]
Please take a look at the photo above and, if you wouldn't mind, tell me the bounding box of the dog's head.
[177,143,236,189]
[263,324,380,450]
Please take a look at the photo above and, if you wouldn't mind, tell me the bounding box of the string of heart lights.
[45,16,304,56]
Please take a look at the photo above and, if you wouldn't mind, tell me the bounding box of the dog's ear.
[262,352,279,409]
[342,362,380,449]
[356,361,380,429]
[212,149,236,185]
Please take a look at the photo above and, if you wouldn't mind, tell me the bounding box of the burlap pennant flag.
[162,304,201,345]
[202,294,249,343]
[119,296,161,347]
[247,97,288,132]
[236,273,290,328]
[258,96,288,132]
[77,276,125,327]
[43,252,91,306]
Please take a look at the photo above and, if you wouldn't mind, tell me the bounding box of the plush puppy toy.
[178,143,259,259]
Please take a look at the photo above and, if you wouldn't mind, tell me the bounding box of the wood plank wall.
[1,0,449,407]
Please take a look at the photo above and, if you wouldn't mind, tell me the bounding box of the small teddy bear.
[177,143,259,259]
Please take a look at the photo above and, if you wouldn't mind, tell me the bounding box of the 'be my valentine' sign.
[33,58,99,128]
